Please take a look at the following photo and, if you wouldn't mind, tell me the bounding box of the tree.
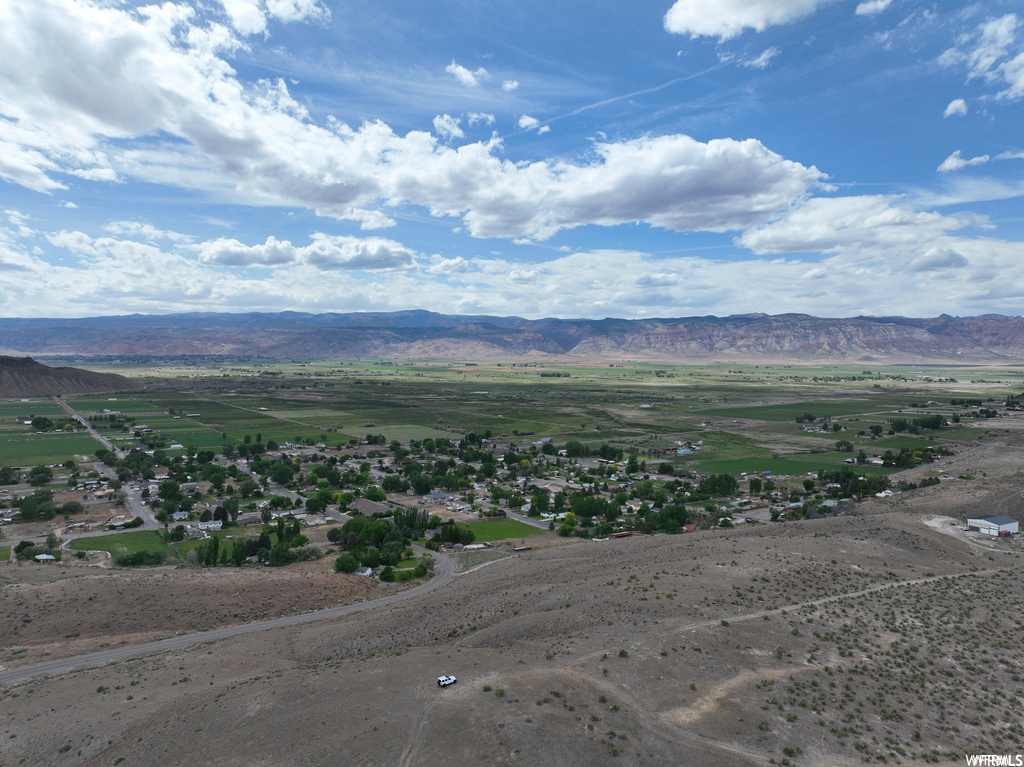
[0,466,18,485]
[28,465,53,486]
[748,477,762,494]
[564,440,586,458]
[158,479,181,501]
[334,553,358,573]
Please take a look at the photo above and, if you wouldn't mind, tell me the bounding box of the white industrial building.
[966,515,1018,537]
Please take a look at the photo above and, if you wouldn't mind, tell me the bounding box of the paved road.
[0,549,456,686]
[53,396,124,460]
[504,509,552,531]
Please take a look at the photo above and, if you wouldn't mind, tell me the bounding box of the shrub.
[290,544,323,561]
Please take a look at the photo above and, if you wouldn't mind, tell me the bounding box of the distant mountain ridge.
[1,311,1023,363]
[0,356,135,398]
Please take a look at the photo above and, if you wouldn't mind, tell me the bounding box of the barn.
[966,515,1018,537]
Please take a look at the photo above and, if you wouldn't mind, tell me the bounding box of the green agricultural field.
[68,530,177,560]
[695,398,913,422]
[0,546,10,562]
[66,398,162,414]
[0,432,104,466]
[0,400,66,417]
[466,518,549,542]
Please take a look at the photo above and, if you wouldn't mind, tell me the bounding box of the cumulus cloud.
[937,150,990,173]
[427,256,471,274]
[502,80,519,92]
[664,0,836,40]
[198,233,417,270]
[943,99,968,117]
[445,60,489,87]
[467,112,495,126]
[433,114,464,140]
[219,0,328,36]
[0,0,823,244]
[910,246,968,272]
[741,47,780,69]
[737,195,973,256]
[855,0,892,15]
[198,235,298,266]
[3,216,1024,319]
[940,14,1024,101]
[517,115,550,135]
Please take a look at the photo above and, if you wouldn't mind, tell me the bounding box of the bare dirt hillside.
[1,451,1023,766]
[0,355,134,397]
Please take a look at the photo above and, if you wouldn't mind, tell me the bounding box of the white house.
[966,515,1018,537]
[197,520,223,531]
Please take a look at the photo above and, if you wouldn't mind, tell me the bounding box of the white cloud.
[517,115,542,131]
[940,14,1024,101]
[433,114,464,140]
[855,0,892,16]
[105,221,192,243]
[937,150,990,173]
[219,0,328,35]
[909,246,968,272]
[198,235,298,266]
[427,256,471,274]
[943,99,967,117]
[3,219,1024,319]
[69,167,120,182]
[502,80,519,92]
[467,113,495,126]
[445,60,489,88]
[197,233,417,270]
[737,195,974,256]
[664,0,836,40]
[741,47,780,69]
[0,0,823,244]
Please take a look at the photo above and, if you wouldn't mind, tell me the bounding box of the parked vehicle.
[437,675,457,688]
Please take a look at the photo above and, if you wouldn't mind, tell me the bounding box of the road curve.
[0,549,456,687]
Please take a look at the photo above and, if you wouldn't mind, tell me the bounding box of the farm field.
[0,432,104,465]
[5,359,1021,470]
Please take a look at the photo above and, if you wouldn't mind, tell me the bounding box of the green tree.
[28,465,53,486]
[334,553,358,573]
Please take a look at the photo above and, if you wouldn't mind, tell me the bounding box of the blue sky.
[1,0,1023,320]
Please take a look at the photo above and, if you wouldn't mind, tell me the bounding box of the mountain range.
[1,311,1023,363]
